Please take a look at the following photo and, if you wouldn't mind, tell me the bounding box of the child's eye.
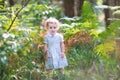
[54,27,56,29]
[50,27,52,29]
[49,27,56,29]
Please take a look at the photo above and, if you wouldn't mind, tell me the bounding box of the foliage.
[67,43,100,69]
[60,1,99,40]
[107,20,120,37]
[93,20,120,58]
[94,39,115,58]
[0,0,61,79]
[0,0,120,79]
[20,3,61,27]
[98,20,120,40]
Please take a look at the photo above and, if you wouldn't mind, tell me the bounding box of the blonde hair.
[45,17,60,30]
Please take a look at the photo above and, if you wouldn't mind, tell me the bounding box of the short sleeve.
[59,34,64,42]
[44,36,48,44]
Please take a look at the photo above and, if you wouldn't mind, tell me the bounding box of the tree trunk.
[74,0,84,16]
[114,0,120,19]
[62,0,84,17]
[103,0,111,26]
[63,0,74,17]
[9,0,15,6]
[103,0,120,26]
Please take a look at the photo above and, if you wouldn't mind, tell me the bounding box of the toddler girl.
[43,17,68,74]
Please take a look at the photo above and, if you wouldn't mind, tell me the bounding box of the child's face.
[48,23,58,35]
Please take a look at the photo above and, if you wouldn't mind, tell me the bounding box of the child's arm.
[44,43,48,60]
[60,42,65,58]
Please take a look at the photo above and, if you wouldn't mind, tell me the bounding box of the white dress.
[44,33,68,69]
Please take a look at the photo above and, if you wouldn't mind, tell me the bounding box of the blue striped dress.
[44,33,68,69]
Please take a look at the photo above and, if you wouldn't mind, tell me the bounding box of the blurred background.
[0,0,120,80]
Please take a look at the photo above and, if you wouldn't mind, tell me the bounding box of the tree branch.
[7,0,29,32]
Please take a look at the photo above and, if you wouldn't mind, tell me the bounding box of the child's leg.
[45,69,52,79]
[58,68,64,74]
[46,69,56,80]
[46,69,51,73]
[58,68,66,80]
[46,69,53,76]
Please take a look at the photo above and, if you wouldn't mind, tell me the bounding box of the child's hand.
[60,52,65,58]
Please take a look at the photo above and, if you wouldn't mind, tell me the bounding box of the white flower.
[2,33,9,39]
